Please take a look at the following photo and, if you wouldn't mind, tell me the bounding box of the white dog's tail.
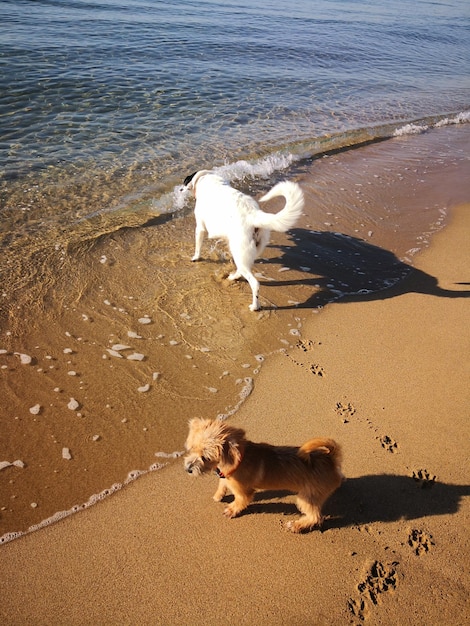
[254,181,304,232]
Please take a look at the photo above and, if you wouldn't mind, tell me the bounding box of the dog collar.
[215,467,234,479]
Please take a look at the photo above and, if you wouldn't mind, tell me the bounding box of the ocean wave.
[393,110,470,136]
[166,110,470,215]
[215,153,296,182]
[393,123,429,136]
[164,152,298,215]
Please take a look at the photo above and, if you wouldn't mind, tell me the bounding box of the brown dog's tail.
[298,438,342,467]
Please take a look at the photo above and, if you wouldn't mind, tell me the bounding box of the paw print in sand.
[348,560,399,623]
[408,528,435,556]
[296,339,316,352]
[335,402,356,423]
[379,435,398,453]
[310,364,325,377]
[411,468,436,488]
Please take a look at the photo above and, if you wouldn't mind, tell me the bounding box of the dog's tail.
[254,181,304,232]
[297,438,342,466]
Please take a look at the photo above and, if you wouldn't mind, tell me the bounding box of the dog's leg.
[228,242,260,311]
[255,228,270,258]
[228,266,260,311]
[286,493,323,533]
[213,478,228,502]
[245,271,260,311]
[228,269,242,281]
[192,224,206,262]
[222,481,255,518]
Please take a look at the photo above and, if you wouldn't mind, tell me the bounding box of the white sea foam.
[434,111,470,127]
[215,152,296,183]
[0,460,169,545]
[393,111,470,137]
[217,377,254,420]
[155,450,184,459]
[393,123,429,137]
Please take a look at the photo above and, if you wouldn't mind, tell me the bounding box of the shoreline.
[1,198,468,623]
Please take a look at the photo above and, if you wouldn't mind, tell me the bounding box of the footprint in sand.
[335,401,356,423]
[411,468,436,488]
[286,340,326,377]
[310,363,325,377]
[408,529,435,556]
[347,596,369,623]
[379,435,398,453]
[296,339,316,352]
[348,560,399,623]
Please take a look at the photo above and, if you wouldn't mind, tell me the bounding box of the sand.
[1,188,469,624]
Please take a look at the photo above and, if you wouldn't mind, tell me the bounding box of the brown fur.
[184,418,343,533]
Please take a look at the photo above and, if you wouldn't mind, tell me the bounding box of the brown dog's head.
[184,418,245,476]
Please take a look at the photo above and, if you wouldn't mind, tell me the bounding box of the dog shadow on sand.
[260,229,470,309]
[223,475,470,530]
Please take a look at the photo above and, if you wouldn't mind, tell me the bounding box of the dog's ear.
[220,424,245,469]
[222,438,242,469]
[183,171,198,189]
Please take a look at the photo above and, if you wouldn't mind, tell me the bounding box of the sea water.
[1,0,469,242]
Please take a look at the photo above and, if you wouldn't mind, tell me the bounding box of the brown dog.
[184,418,343,533]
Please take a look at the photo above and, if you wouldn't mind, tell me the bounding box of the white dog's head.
[184,418,245,476]
[182,170,212,195]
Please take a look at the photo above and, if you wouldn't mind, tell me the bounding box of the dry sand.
[1,197,469,624]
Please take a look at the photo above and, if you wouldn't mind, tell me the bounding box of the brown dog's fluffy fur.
[184,418,343,533]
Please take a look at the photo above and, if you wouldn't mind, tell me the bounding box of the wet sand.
[1,198,469,620]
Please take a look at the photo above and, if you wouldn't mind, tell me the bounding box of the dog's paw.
[249,302,260,312]
[284,520,303,533]
[284,516,322,533]
[191,255,201,262]
[284,520,305,533]
[223,504,240,518]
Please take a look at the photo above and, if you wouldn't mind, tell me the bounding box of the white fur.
[185,170,304,311]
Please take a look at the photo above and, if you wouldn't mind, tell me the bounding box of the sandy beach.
[1,185,469,623]
[2,1,469,622]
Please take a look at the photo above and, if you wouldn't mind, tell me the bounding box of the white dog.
[183,170,304,311]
